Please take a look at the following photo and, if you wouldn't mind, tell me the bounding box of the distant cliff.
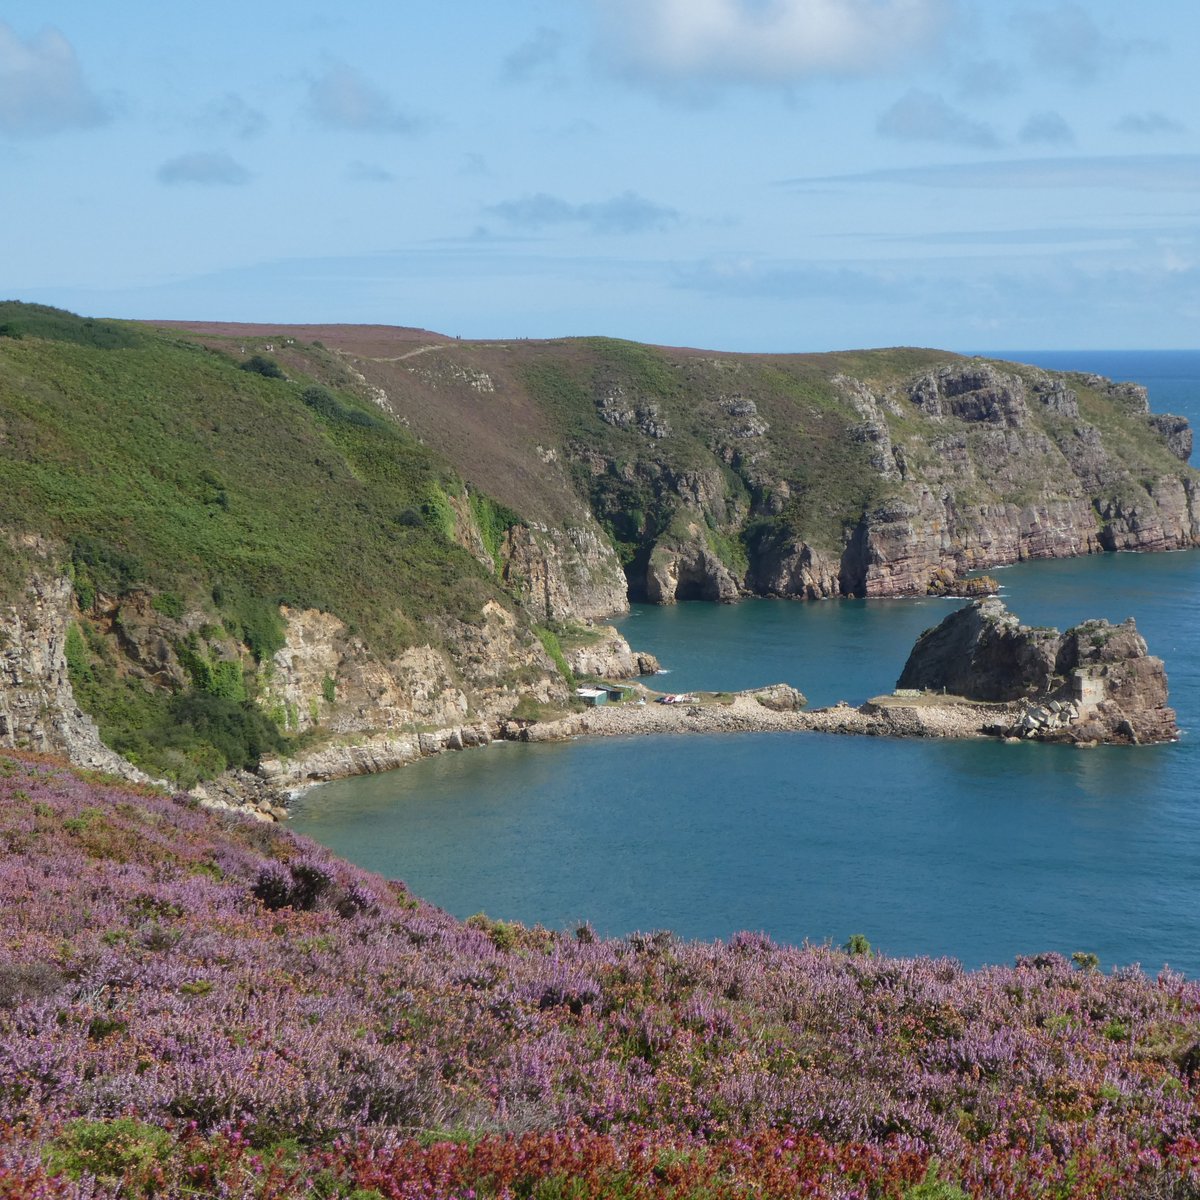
[166,325,1193,607]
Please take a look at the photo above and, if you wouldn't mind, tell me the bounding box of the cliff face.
[498,520,629,622]
[837,366,1197,597]
[289,332,1195,607]
[0,539,160,782]
[897,597,1177,744]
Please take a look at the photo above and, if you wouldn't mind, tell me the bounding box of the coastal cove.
[292,548,1200,976]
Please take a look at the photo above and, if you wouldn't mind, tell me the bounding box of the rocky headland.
[897,596,1178,745]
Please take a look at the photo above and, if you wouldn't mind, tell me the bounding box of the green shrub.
[535,626,574,686]
[300,384,383,430]
[44,1117,173,1187]
[70,536,144,600]
[240,354,284,378]
[470,491,524,570]
[904,1164,971,1199]
[844,933,872,956]
[466,912,519,952]
[167,691,285,772]
[221,592,286,663]
[64,623,91,683]
[150,591,184,619]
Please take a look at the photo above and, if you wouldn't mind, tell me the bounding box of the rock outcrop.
[562,625,659,679]
[498,521,629,623]
[645,539,741,604]
[897,597,1177,744]
[0,540,163,785]
[265,599,570,739]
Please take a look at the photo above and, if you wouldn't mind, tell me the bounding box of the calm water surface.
[293,353,1200,973]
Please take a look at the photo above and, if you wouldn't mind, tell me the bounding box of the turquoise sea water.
[292,352,1200,975]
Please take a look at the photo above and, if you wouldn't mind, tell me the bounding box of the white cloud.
[157,151,251,186]
[306,62,421,133]
[487,191,680,234]
[502,27,564,82]
[1018,110,1073,146]
[593,0,954,86]
[877,90,999,148]
[1116,111,1184,137]
[0,21,107,137]
[783,154,1200,191]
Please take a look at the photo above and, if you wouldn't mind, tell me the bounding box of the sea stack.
[897,597,1178,745]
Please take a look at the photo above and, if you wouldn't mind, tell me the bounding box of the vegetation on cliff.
[179,320,1195,605]
[3,752,1200,1197]
[0,304,546,784]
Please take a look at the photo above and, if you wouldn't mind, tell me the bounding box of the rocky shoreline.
[515,690,1016,743]
[230,686,1018,818]
[237,595,1179,818]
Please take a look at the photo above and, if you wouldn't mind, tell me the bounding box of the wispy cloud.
[782,155,1200,191]
[198,92,267,139]
[1018,110,1073,146]
[502,27,564,82]
[593,0,954,87]
[674,255,907,301]
[1116,111,1184,137]
[486,190,680,234]
[1011,3,1152,84]
[306,62,422,133]
[156,151,250,186]
[877,90,999,148]
[346,159,394,183]
[0,20,108,136]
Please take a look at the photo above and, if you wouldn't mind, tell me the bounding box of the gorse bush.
[240,353,285,378]
[44,1118,174,1187]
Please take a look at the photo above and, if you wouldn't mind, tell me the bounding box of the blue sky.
[3,1,1198,350]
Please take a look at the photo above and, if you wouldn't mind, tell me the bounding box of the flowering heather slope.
[2,754,1200,1198]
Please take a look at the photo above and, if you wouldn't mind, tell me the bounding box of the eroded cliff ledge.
[897,597,1177,745]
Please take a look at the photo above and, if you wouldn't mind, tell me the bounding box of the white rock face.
[0,543,161,785]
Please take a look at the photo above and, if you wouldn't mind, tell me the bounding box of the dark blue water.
[292,353,1200,974]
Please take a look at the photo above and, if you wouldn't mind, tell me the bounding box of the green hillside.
[0,304,525,783]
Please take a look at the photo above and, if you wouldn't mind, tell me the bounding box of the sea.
[291,351,1200,975]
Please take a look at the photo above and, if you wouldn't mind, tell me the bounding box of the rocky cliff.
[0,537,161,783]
[252,329,1194,607]
[897,597,1177,744]
[560,624,660,679]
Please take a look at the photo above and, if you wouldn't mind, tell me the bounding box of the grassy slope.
[0,304,535,784]
[3,751,1200,1198]
[0,306,502,644]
